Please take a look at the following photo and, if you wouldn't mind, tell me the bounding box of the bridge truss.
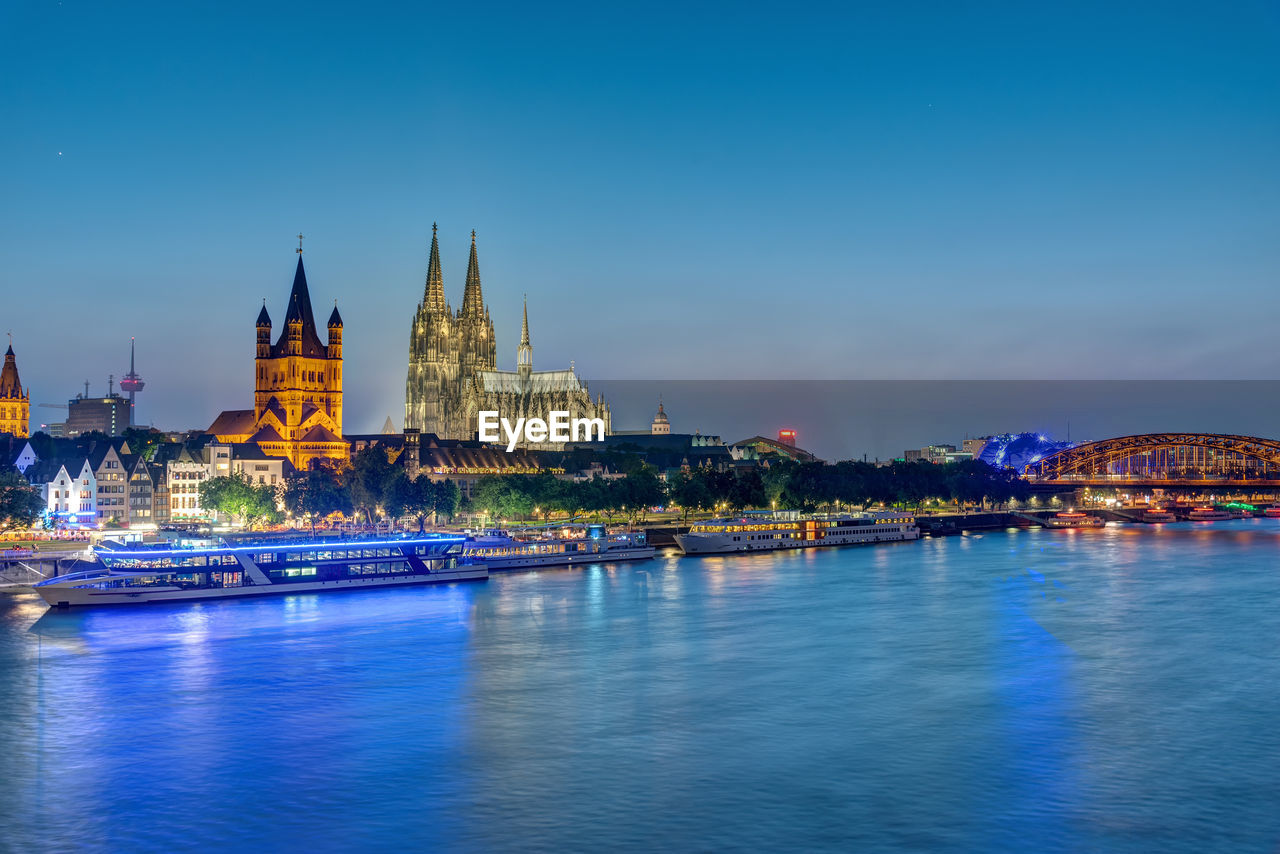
[1025,433,1280,484]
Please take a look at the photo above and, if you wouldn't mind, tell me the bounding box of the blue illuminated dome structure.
[976,433,1076,472]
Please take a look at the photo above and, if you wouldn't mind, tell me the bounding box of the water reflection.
[2,523,1279,851]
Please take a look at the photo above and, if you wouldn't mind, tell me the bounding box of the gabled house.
[89,443,129,526]
[25,457,97,528]
[124,454,155,526]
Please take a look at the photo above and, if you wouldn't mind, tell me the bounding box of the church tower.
[405,224,460,433]
[455,231,497,380]
[248,240,347,468]
[0,340,30,438]
[651,399,671,435]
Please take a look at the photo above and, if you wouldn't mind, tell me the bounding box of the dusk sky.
[2,2,1277,438]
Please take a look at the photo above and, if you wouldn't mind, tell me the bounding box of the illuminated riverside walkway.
[1024,433,1280,489]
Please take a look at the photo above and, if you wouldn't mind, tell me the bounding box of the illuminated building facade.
[1,343,30,437]
[651,400,670,435]
[209,246,348,469]
[404,227,609,448]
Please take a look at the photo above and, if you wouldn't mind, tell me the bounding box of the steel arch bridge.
[1024,433,1280,487]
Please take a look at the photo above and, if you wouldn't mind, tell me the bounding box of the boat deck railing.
[98,532,467,556]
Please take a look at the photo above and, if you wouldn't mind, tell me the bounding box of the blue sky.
[2,1,1277,435]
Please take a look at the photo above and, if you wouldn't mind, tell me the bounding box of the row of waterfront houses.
[3,433,287,528]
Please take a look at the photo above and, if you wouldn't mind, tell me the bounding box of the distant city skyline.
[3,3,1277,437]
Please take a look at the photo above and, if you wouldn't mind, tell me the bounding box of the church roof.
[256,303,271,327]
[249,423,285,444]
[208,409,257,438]
[1,343,23,398]
[273,256,329,358]
[262,397,287,424]
[301,423,343,443]
[327,304,343,328]
[477,369,587,395]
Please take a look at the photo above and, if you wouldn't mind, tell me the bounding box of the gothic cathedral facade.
[405,227,609,449]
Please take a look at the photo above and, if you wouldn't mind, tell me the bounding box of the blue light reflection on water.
[2,522,1279,852]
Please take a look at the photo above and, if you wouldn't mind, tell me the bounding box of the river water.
[1,522,1277,852]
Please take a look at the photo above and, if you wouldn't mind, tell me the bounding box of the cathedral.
[405,227,609,449]
[209,244,349,469]
[0,341,30,437]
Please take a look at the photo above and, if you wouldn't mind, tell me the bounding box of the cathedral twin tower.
[405,226,609,446]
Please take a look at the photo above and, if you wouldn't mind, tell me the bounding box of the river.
[1,521,1277,852]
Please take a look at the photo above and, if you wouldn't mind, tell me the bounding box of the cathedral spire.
[275,250,326,355]
[461,230,484,317]
[423,223,447,314]
[518,295,532,371]
[284,254,316,328]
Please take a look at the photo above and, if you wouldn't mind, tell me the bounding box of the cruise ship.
[675,511,919,556]
[1187,506,1231,521]
[34,533,486,608]
[1044,511,1105,529]
[460,523,655,570]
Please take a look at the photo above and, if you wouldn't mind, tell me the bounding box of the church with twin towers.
[404,226,610,448]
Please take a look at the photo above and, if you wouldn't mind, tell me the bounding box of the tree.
[384,472,439,531]
[618,464,665,523]
[668,470,714,521]
[0,470,44,531]
[349,446,398,525]
[383,470,412,528]
[121,427,165,461]
[199,473,281,528]
[433,479,460,524]
[727,469,767,512]
[282,464,351,533]
[471,475,508,521]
